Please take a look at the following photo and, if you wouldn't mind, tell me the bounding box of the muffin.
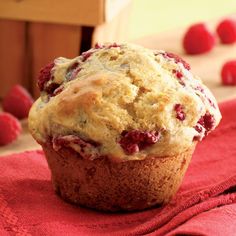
[28,43,221,212]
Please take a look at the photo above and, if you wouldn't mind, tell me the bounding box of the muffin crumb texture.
[29,43,221,161]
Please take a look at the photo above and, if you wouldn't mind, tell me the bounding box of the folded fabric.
[0,99,236,236]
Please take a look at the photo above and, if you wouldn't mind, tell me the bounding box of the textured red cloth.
[1,99,236,236]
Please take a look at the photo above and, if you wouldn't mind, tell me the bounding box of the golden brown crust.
[42,143,195,212]
[28,43,221,160]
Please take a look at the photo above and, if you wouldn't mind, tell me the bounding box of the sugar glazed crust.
[29,43,221,161]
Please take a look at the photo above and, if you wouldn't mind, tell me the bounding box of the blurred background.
[130,0,236,40]
[0,0,236,99]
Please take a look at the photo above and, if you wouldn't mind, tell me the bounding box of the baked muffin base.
[42,143,195,212]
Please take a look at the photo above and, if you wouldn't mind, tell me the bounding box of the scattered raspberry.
[0,112,22,146]
[38,62,55,91]
[193,123,204,141]
[94,42,120,49]
[195,86,216,108]
[54,135,99,147]
[53,135,100,159]
[207,98,216,108]
[81,51,93,62]
[174,104,186,121]
[194,123,203,133]
[52,85,64,97]
[216,18,236,44]
[172,69,185,86]
[195,113,215,133]
[195,85,204,93]
[158,51,190,70]
[81,43,120,61]
[38,62,62,96]
[66,62,81,81]
[165,52,191,70]
[221,60,236,85]
[69,62,79,71]
[183,23,215,54]
[108,43,120,48]
[202,113,215,131]
[125,143,140,154]
[2,85,34,119]
[94,43,105,49]
[173,70,183,79]
[44,82,60,95]
[119,130,160,155]
[193,113,215,141]
[68,68,81,81]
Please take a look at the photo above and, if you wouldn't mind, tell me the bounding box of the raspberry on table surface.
[2,85,34,119]
[217,18,236,44]
[221,60,236,85]
[0,112,22,146]
[183,23,215,55]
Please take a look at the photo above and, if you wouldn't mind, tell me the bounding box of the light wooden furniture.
[0,0,131,98]
[0,20,28,95]
[0,23,236,156]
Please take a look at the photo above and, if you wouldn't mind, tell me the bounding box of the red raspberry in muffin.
[165,52,191,70]
[174,104,186,121]
[38,62,55,91]
[119,130,160,154]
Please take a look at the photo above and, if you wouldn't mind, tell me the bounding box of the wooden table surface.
[1,24,236,156]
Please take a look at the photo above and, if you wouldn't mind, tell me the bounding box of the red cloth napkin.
[1,99,236,236]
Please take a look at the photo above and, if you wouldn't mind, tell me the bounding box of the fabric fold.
[127,175,236,235]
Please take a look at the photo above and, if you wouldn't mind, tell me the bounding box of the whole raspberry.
[183,23,215,54]
[0,112,22,146]
[221,60,236,85]
[2,85,34,119]
[217,18,236,44]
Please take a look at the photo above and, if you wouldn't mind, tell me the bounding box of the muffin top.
[29,43,221,161]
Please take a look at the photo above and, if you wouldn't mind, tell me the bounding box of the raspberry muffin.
[28,43,221,212]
